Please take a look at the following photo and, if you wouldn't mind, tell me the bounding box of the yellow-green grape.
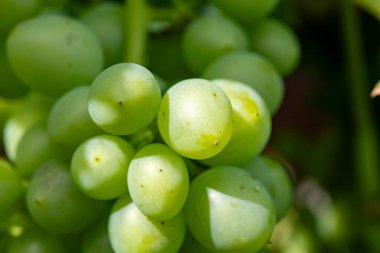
[71,135,135,200]
[250,18,301,76]
[3,94,50,162]
[244,155,293,221]
[128,143,189,220]
[26,159,108,234]
[47,86,104,151]
[182,15,248,74]
[88,63,161,135]
[108,195,186,253]
[6,14,103,97]
[203,51,284,114]
[201,79,271,166]
[80,2,124,67]
[157,78,233,159]
[15,121,57,178]
[0,159,24,223]
[185,166,276,253]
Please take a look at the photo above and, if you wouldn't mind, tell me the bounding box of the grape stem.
[125,0,149,64]
[340,0,380,199]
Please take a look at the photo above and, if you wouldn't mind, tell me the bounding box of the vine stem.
[341,0,380,199]
[124,0,149,64]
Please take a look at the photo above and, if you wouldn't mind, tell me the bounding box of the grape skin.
[157,78,233,160]
[128,143,189,220]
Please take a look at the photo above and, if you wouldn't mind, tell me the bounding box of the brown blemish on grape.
[159,169,163,172]
[94,156,101,163]
[214,140,219,146]
[118,101,123,106]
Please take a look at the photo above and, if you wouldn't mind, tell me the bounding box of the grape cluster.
[0,0,300,252]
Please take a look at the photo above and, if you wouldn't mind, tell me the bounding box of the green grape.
[243,154,293,221]
[47,86,104,151]
[203,51,284,114]
[179,229,213,253]
[3,94,51,162]
[71,134,135,200]
[0,97,22,144]
[0,0,41,35]
[209,0,280,23]
[0,39,29,98]
[108,195,186,253]
[82,217,114,253]
[201,79,271,166]
[185,166,276,253]
[6,14,103,96]
[250,18,301,76]
[182,14,249,74]
[128,143,189,220]
[80,2,124,67]
[6,227,66,253]
[0,159,24,223]
[15,121,57,178]
[27,159,108,234]
[88,63,161,135]
[157,78,233,159]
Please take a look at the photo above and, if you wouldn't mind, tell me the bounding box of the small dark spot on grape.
[160,221,165,226]
[240,185,245,190]
[214,140,219,145]
[66,34,75,45]
[159,169,163,172]
[140,184,144,188]
[170,190,174,194]
[162,112,165,116]
[255,113,259,117]
[118,101,123,106]
[94,156,100,162]
[212,93,216,97]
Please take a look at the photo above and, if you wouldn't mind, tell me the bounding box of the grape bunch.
[0,0,300,252]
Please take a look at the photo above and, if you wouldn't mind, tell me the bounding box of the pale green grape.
[209,0,280,23]
[0,97,22,144]
[203,51,284,114]
[0,159,24,223]
[88,63,161,135]
[71,134,135,200]
[185,166,276,253]
[15,121,57,178]
[82,217,114,253]
[47,86,104,151]
[250,19,301,76]
[80,2,124,67]
[3,94,51,162]
[157,78,233,159]
[128,143,189,220]
[244,155,293,221]
[202,79,271,166]
[108,195,186,253]
[182,14,248,74]
[6,14,103,96]
[6,227,66,253]
[27,159,108,234]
